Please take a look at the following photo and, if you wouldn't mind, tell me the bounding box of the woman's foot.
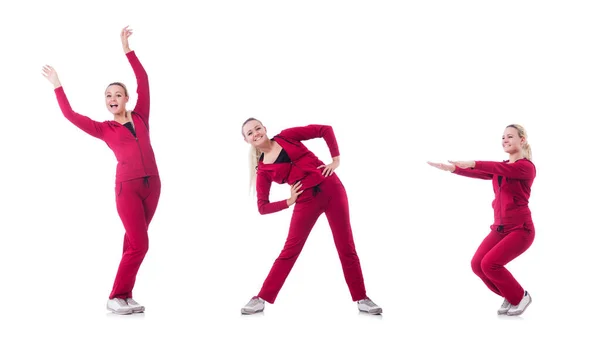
[506,291,532,316]
[241,296,265,315]
[357,297,382,315]
[497,298,510,315]
[107,298,133,315]
[126,298,145,313]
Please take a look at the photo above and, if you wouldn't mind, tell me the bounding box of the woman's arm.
[42,65,105,139]
[452,166,494,180]
[427,161,493,180]
[121,26,150,125]
[278,124,340,158]
[256,173,290,215]
[473,160,535,179]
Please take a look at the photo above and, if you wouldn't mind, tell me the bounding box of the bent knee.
[471,256,484,275]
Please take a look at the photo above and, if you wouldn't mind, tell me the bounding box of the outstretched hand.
[427,161,455,172]
[121,25,133,53]
[448,160,475,169]
[41,65,62,88]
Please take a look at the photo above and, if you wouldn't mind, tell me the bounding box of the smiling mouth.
[110,104,118,108]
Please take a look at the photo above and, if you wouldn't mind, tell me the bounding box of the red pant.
[109,176,161,299]
[471,223,535,305]
[258,174,367,303]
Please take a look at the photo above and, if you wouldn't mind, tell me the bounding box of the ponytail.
[248,145,261,194]
[522,142,532,160]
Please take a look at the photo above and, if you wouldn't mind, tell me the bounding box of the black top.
[260,148,291,164]
[123,122,136,137]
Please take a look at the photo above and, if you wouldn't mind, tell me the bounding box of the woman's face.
[502,126,524,154]
[105,84,129,115]
[242,120,268,147]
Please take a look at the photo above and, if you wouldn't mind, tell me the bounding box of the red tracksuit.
[453,159,536,305]
[54,51,160,300]
[255,125,367,303]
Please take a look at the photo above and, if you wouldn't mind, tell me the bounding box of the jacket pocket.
[115,182,123,197]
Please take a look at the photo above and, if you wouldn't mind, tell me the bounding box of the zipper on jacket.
[135,136,148,176]
[120,114,151,184]
[131,114,149,177]
[497,175,504,232]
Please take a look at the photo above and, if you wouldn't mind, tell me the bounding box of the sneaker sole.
[107,307,134,315]
[241,308,264,315]
[132,307,145,313]
[497,309,509,315]
[506,297,532,316]
[359,308,383,315]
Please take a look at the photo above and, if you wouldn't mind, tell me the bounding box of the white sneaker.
[357,298,382,315]
[126,298,145,313]
[241,296,265,315]
[507,291,532,316]
[107,298,133,315]
[497,298,511,315]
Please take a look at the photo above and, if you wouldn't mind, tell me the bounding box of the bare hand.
[41,65,62,88]
[121,25,133,53]
[427,161,455,172]
[448,160,475,169]
[317,158,340,177]
[286,182,304,206]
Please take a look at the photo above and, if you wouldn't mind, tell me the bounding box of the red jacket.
[53,51,159,183]
[453,159,536,231]
[256,125,340,215]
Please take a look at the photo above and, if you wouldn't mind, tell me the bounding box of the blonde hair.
[506,124,532,160]
[248,145,261,194]
[106,82,129,97]
[242,117,263,194]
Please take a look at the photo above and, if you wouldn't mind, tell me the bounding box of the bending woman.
[42,26,161,315]
[240,118,382,315]
[427,124,535,316]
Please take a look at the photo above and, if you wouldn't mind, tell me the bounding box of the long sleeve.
[452,166,493,180]
[54,86,105,139]
[256,172,290,215]
[278,125,340,158]
[126,51,150,124]
[474,160,535,179]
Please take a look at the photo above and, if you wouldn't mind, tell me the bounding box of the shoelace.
[116,298,128,306]
[501,299,510,308]
[360,299,377,307]
[247,298,262,306]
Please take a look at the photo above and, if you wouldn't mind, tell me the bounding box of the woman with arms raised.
[42,26,161,315]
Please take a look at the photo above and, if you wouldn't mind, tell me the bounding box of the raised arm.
[256,173,290,215]
[42,65,105,139]
[278,124,340,158]
[121,26,150,124]
[473,160,535,179]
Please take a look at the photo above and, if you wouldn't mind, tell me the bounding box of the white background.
[1,0,599,340]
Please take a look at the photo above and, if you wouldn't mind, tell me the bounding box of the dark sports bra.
[260,148,291,164]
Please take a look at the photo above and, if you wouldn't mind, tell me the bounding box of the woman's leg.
[256,198,323,304]
[480,228,535,305]
[322,177,366,302]
[471,230,504,296]
[109,177,160,300]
